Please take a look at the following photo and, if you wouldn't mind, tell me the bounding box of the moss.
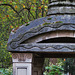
[43,22,51,25]
[26,23,30,26]
[55,21,63,23]
[47,18,52,20]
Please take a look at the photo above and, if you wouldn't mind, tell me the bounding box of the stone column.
[32,55,44,75]
[12,53,33,75]
[12,53,44,75]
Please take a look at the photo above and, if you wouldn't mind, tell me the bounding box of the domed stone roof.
[7,0,75,52]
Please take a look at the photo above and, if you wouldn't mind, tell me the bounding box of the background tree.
[0,0,48,68]
[64,58,75,75]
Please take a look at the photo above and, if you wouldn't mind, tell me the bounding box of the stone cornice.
[8,43,75,53]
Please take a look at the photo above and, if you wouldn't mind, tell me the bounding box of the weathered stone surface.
[12,53,44,75]
[8,1,75,75]
[7,0,75,53]
[50,0,75,2]
[12,53,33,75]
[7,14,75,51]
[12,53,32,62]
[47,0,75,15]
[8,43,75,53]
[24,31,74,43]
[8,15,75,45]
[13,62,32,75]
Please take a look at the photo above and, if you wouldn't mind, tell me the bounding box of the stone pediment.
[7,15,75,52]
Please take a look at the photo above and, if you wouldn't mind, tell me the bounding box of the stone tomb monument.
[7,0,75,75]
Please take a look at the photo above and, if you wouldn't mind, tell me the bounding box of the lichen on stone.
[47,18,52,20]
[25,23,30,26]
[43,22,51,25]
[55,21,63,23]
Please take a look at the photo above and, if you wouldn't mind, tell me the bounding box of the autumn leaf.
[3,17,5,19]
[12,27,19,32]
[10,25,13,28]
[44,5,48,8]
[0,0,49,68]
[64,59,66,61]
[38,6,41,9]
[6,15,9,17]
[23,5,25,8]
[15,5,17,8]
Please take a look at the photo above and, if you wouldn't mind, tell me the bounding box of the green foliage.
[0,41,12,68]
[44,59,64,75]
[0,0,48,68]
[44,64,64,75]
[43,22,50,25]
[47,18,52,20]
[0,66,13,75]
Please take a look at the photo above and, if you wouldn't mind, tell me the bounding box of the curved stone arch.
[25,30,75,43]
[7,15,75,52]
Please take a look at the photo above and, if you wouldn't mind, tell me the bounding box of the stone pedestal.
[12,53,44,75]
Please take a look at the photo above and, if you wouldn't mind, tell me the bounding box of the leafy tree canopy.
[0,0,48,67]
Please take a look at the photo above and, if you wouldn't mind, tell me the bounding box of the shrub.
[44,64,64,75]
[0,66,13,75]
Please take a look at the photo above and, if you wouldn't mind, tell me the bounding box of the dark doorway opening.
[38,37,75,75]
[38,37,75,43]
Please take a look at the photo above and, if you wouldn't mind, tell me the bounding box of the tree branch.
[0,4,25,23]
[19,8,35,19]
[0,4,19,15]
[0,3,37,23]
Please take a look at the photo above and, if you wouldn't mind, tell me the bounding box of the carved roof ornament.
[7,0,75,53]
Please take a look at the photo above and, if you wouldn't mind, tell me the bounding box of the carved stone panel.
[17,68,27,75]
[12,53,33,62]
[13,63,32,75]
